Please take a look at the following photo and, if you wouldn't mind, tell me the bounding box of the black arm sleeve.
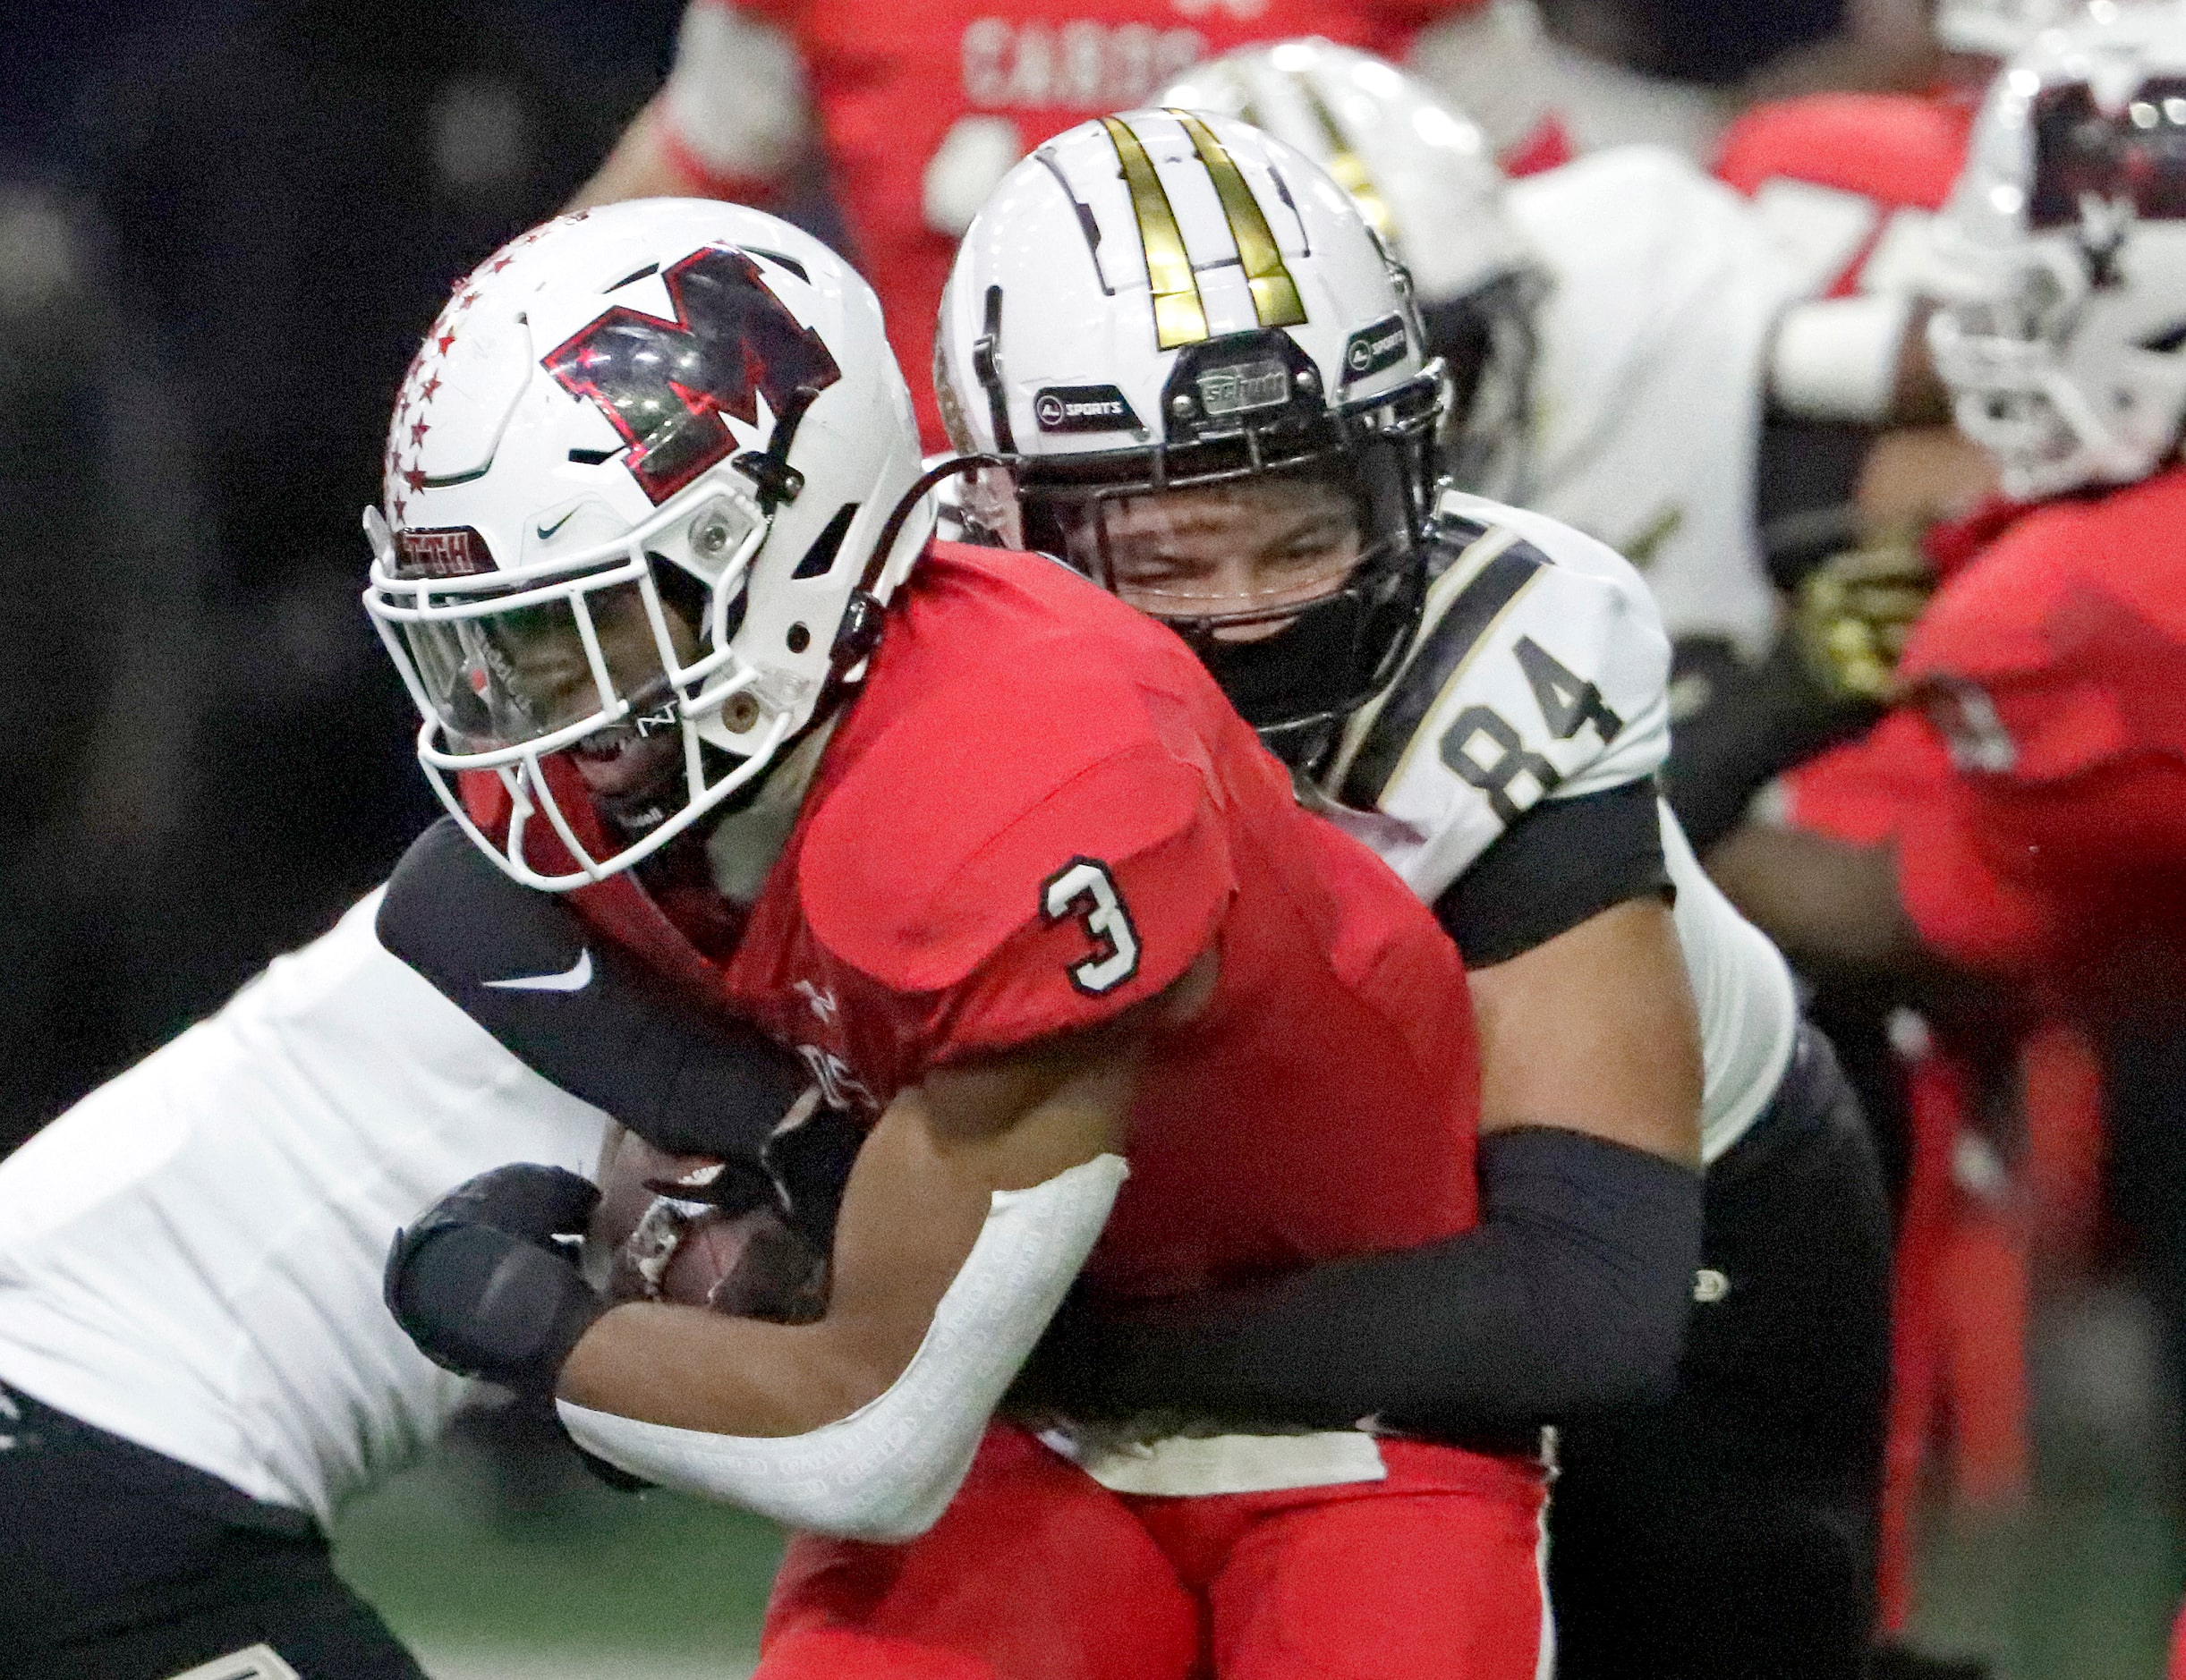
[1755,418,1871,591]
[376,817,810,1164]
[1020,1128,1703,1438]
[1658,632,1882,853]
[1436,778,1671,969]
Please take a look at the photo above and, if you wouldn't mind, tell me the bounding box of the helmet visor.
[1043,452,1427,742]
[379,565,693,755]
[1063,470,1368,625]
[2029,78,2186,231]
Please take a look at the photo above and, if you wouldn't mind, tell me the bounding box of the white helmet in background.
[935,108,1445,767]
[1928,4,2186,500]
[1937,0,2105,58]
[363,199,931,889]
[1158,38,1544,498]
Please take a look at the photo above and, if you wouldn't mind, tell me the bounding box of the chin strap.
[824,454,1005,685]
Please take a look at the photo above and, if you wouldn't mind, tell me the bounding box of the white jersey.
[1507,146,1801,659]
[1324,493,1799,1164]
[0,894,611,1525]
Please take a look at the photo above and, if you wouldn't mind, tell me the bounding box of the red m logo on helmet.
[543,247,842,505]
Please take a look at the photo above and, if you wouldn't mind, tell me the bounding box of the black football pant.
[0,1384,425,1680]
[1551,1026,1893,1680]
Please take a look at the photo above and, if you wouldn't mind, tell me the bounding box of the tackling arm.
[1024,801,1705,1438]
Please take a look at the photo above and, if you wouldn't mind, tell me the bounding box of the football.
[589,1132,828,1323]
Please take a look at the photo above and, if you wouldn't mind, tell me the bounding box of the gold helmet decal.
[1289,76,1396,247]
[1099,113,1308,352]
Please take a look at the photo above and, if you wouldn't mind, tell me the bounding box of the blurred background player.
[938,73,1886,1679]
[1713,7,2186,1670]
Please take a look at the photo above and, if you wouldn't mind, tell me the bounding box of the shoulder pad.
[1323,496,1672,904]
[799,657,1239,1039]
[1714,92,1969,210]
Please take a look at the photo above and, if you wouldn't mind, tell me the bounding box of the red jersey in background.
[1893,467,2186,999]
[1714,89,1975,300]
[657,0,1483,445]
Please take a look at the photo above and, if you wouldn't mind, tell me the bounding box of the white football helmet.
[935,108,1445,767]
[1158,39,1544,498]
[363,200,931,889]
[1928,4,2186,501]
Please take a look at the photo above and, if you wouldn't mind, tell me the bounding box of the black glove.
[384,1164,608,1397]
[764,1101,864,1256]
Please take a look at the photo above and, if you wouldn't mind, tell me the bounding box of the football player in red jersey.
[369,179,1611,1676]
[565,0,1521,448]
[1715,16,2186,1665]
[1708,3,2135,862]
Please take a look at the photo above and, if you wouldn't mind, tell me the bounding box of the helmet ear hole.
[652,552,736,649]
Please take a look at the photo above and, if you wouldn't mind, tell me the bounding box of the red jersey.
[662,1,1472,445]
[1891,467,2186,993]
[489,542,1481,1299]
[1714,90,1974,298]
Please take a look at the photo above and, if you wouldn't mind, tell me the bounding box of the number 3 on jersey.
[1043,859,1141,996]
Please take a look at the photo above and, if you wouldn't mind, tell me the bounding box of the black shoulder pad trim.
[1433,778,1670,968]
[378,818,811,1163]
[379,817,587,991]
[1340,538,1547,810]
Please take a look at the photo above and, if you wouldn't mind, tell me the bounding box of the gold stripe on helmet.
[1170,111,1309,331]
[1100,115,1210,352]
[1292,78,1395,247]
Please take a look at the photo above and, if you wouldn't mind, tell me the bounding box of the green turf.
[1903,1498,2181,1679]
[332,1426,783,1663]
[332,1408,2184,1676]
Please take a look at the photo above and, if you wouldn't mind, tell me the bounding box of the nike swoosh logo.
[484,949,592,992]
[536,509,578,542]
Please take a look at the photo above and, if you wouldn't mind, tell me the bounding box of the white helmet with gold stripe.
[1158,38,1544,498]
[935,107,1445,767]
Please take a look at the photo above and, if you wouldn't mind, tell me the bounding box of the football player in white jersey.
[933,99,1892,1680]
[1157,40,1944,859]
[0,815,844,1678]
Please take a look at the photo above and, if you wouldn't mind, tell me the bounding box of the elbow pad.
[558,1153,1126,1542]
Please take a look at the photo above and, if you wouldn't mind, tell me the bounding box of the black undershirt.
[1436,777,1672,969]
